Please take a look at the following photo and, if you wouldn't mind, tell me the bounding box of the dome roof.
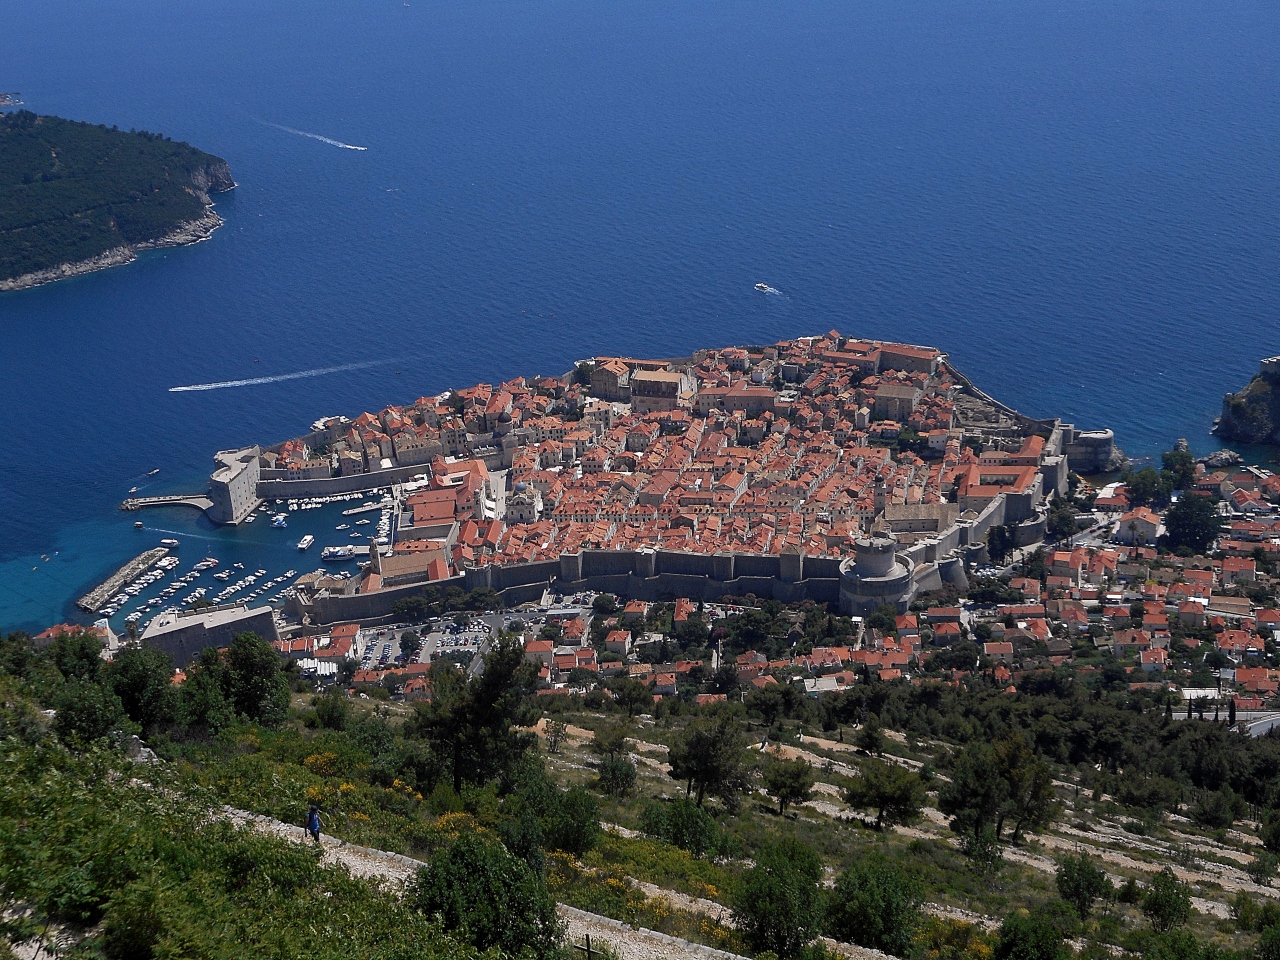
[513,481,528,493]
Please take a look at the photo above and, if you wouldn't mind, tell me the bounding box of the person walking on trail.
[306,805,322,843]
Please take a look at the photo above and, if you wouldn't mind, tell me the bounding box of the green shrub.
[1055,852,1112,920]
[597,755,637,796]
[409,833,563,959]
[639,797,725,858]
[0,703,483,960]
[824,854,922,955]
[1142,868,1192,933]
[731,843,823,960]
[994,910,1068,960]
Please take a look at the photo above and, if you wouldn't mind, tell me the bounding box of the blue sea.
[1,0,1277,631]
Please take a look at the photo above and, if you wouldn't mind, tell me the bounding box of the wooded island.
[0,111,233,291]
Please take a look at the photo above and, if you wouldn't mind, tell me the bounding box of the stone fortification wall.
[1061,426,1118,474]
[652,550,713,577]
[938,554,969,590]
[1013,510,1048,547]
[912,562,945,596]
[143,607,278,668]
[300,576,467,625]
[257,463,429,500]
[297,492,1037,625]
[582,549,640,577]
[734,554,783,579]
[965,495,1007,541]
[465,559,560,593]
[298,548,843,625]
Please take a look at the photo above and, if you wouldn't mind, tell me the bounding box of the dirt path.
[230,806,760,960]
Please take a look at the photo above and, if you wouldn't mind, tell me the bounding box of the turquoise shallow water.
[1,0,1278,630]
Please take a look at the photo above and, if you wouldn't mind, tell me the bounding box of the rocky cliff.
[1215,372,1280,445]
[190,160,236,196]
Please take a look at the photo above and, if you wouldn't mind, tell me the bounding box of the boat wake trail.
[169,361,379,393]
[258,119,367,151]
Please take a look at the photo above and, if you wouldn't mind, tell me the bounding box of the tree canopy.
[843,757,927,830]
[1164,495,1225,555]
[667,714,747,808]
[405,637,538,793]
[0,112,231,282]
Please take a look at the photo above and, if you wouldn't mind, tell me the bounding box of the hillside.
[0,111,234,291]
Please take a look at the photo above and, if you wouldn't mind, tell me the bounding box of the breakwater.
[77,547,169,613]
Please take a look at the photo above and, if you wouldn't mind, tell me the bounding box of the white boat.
[160,538,180,548]
[336,523,350,530]
[298,535,315,551]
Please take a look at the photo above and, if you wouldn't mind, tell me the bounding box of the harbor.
[77,547,169,613]
[76,489,398,635]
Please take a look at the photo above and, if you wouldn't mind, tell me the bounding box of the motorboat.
[298,535,315,551]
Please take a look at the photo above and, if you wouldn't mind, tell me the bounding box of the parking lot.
[355,613,512,670]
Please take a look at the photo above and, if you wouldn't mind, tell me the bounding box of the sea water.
[1,0,1277,630]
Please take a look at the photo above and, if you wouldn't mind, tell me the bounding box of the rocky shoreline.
[0,201,225,293]
[1213,360,1280,447]
[1,156,235,293]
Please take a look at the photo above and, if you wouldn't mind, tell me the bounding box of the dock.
[77,547,169,613]
[340,502,386,516]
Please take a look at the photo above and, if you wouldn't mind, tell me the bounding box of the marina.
[85,487,398,631]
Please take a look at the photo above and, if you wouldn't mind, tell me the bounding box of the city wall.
[256,464,429,500]
[297,548,849,625]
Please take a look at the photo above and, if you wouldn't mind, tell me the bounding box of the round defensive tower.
[839,533,917,616]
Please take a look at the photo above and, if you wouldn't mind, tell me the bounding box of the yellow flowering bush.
[912,917,995,960]
[432,811,482,837]
[302,752,341,778]
[304,783,331,807]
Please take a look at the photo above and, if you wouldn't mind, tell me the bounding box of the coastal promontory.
[1214,357,1280,445]
[0,111,234,291]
